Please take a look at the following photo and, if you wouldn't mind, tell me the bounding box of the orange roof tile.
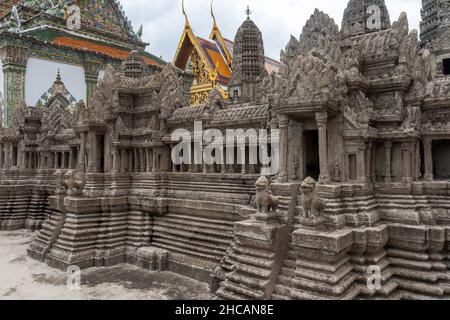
[52,36,159,66]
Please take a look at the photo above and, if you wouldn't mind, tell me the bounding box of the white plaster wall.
[25,58,86,106]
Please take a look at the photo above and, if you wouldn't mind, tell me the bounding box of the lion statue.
[53,169,65,194]
[63,170,85,196]
[254,176,279,220]
[300,177,324,219]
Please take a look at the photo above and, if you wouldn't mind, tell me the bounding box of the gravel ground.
[0,230,214,300]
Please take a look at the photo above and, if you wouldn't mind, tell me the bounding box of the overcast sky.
[121,0,422,62]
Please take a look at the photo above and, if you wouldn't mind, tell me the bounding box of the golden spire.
[211,0,218,30]
[182,0,190,28]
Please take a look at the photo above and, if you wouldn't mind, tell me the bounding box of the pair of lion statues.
[254,176,324,220]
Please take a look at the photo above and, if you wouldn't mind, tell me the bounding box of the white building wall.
[25,58,86,106]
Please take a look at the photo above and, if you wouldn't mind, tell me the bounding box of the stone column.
[384,142,392,183]
[83,60,101,108]
[69,151,73,169]
[402,142,412,183]
[146,148,151,172]
[1,45,29,127]
[120,149,127,173]
[278,114,289,182]
[414,141,420,181]
[113,148,120,174]
[424,138,433,181]
[316,111,330,183]
[28,152,32,169]
[358,143,367,182]
[54,152,58,169]
[153,152,158,172]
[139,148,145,173]
[0,143,4,168]
[365,142,372,180]
[79,132,87,172]
[132,148,138,172]
[126,149,131,173]
[4,143,9,168]
[88,132,97,173]
[62,152,67,169]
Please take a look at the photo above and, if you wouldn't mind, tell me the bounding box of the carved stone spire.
[341,0,391,38]
[420,0,450,49]
[122,50,146,79]
[229,10,267,103]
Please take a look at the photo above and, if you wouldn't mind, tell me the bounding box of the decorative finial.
[56,69,62,82]
[211,0,217,29]
[182,0,190,28]
[245,5,252,18]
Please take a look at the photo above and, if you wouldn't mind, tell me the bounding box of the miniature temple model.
[0,0,450,300]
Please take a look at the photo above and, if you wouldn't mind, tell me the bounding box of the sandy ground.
[0,230,214,300]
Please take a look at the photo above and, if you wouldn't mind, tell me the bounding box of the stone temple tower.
[341,0,391,37]
[229,8,267,103]
[420,0,450,77]
[122,50,146,79]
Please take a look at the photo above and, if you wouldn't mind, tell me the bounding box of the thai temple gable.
[173,2,281,106]
[35,70,78,109]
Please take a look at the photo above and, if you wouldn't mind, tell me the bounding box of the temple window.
[443,58,450,76]
[12,145,18,167]
[433,140,450,180]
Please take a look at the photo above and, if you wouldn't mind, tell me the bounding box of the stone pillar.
[414,141,420,181]
[83,60,101,108]
[316,111,330,183]
[120,149,127,173]
[139,148,145,173]
[132,148,138,172]
[69,151,73,169]
[278,114,289,182]
[113,149,120,174]
[4,143,10,168]
[384,142,392,183]
[424,138,433,181]
[28,152,32,169]
[62,152,67,169]
[0,143,3,168]
[146,148,151,172]
[365,142,373,181]
[402,142,412,183]
[1,45,29,127]
[54,152,58,169]
[79,132,87,172]
[88,132,97,173]
[358,143,367,182]
[152,152,158,172]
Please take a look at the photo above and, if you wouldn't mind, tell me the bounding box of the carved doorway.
[303,130,320,181]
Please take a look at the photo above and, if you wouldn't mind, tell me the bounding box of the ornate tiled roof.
[24,28,164,67]
[212,104,268,124]
[0,0,20,18]
[169,105,207,122]
[168,103,269,125]
[197,37,231,84]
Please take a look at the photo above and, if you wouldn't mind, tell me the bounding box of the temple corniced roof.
[0,0,165,68]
